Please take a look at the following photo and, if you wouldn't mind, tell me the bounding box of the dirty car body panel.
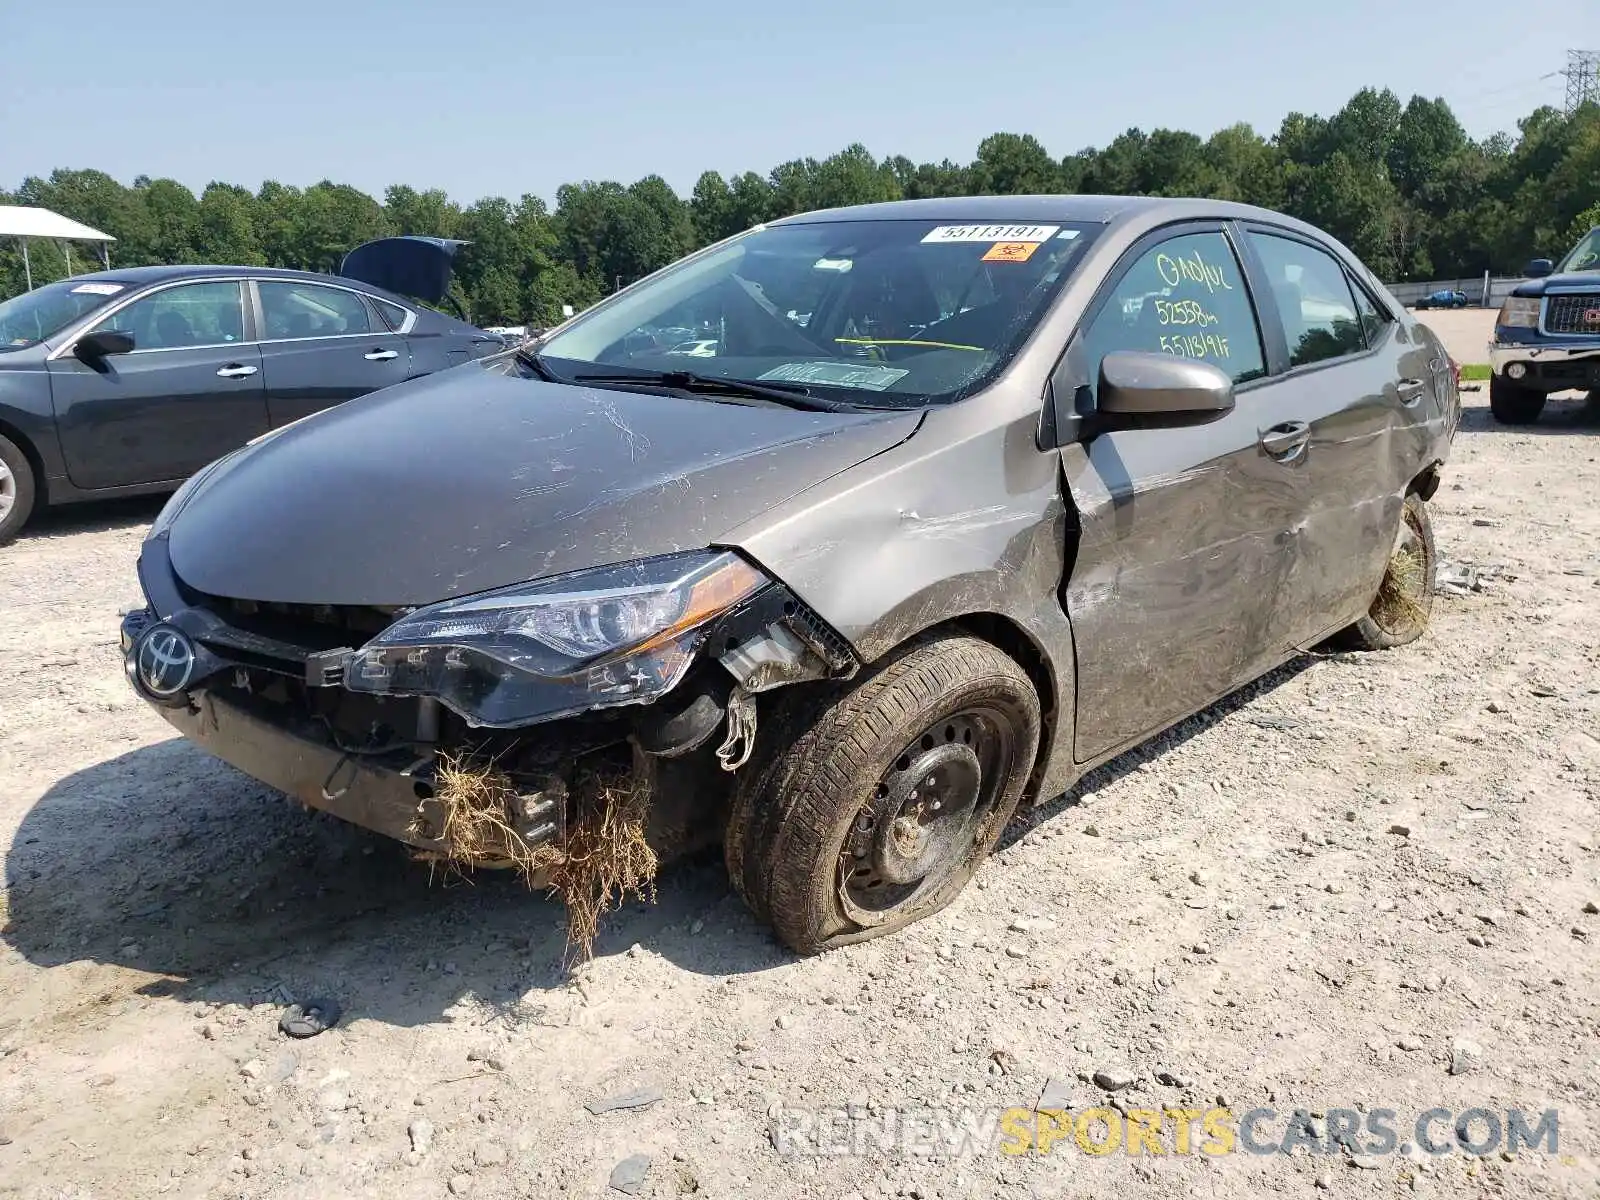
[121,195,1457,951]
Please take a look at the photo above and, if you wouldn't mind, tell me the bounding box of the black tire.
[1489,374,1546,425]
[0,433,38,547]
[1334,494,1436,651]
[725,634,1041,955]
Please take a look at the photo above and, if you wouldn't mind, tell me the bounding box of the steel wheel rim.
[837,707,1017,927]
[0,458,14,522]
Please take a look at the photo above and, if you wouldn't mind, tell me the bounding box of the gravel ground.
[1,388,1598,1200]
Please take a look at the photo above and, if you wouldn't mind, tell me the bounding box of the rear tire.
[724,634,1040,955]
[0,434,37,547]
[1489,374,1546,425]
[1333,494,1436,651]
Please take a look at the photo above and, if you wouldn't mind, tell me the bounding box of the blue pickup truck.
[1488,226,1600,424]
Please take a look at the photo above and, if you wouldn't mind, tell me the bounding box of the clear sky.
[2,0,1594,206]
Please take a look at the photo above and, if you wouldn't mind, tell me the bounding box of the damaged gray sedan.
[120,196,1459,955]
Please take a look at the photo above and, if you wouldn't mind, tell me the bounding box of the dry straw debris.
[414,749,658,962]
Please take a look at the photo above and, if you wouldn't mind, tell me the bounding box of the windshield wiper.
[515,347,562,381]
[572,369,860,413]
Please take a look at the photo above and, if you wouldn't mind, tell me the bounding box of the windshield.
[0,278,130,351]
[538,218,1100,407]
[1559,228,1600,273]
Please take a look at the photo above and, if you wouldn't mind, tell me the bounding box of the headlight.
[344,551,769,727]
[1497,297,1540,328]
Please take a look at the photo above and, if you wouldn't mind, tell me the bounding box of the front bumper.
[154,688,459,855]
[1488,338,1600,391]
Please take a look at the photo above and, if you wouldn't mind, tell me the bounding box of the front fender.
[727,401,1080,799]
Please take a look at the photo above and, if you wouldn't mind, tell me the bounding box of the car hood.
[1512,271,1600,297]
[166,363,920,607]
[339,235,467,305]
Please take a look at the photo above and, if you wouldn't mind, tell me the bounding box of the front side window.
[1248,233,1366,369]
[538,218,1101,407]
[90,281,245,350]
[259,282,372,340]
[1079,230,1267,389]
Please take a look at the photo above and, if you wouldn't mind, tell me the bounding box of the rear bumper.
[1489,339,1600,391]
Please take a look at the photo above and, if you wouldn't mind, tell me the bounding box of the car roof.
[766,194,1306,228]
[53,263,400,291]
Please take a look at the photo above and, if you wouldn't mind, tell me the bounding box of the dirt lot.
[2,387,1598,1200]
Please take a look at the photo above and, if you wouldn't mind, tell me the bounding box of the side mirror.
[1525,259,1554,279]
[1096,351,1235,424]
[73,330,135,363]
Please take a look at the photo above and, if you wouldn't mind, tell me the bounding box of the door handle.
[216,364,258,378]
[1397,378,1426,406]
[364,349,399,361]
[1259,420,1310,459]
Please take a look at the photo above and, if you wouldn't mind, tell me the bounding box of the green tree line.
[3,87,1597,326]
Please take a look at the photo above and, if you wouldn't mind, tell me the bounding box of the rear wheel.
[0,434,38,547]
[1334,494,1436,651]
[725,634,1040,954]
[1489,374,1546,425]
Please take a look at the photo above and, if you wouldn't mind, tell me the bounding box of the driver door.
[1057,225,1304,762]
[48,280,267,490]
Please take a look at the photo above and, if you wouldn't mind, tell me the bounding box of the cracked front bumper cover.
[154,688,452,854]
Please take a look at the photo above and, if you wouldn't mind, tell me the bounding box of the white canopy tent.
[0,205,115,291]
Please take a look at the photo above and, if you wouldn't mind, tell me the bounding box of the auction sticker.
[982,241,1040,263]
[922,224,1059,244]
[70,282,124,296]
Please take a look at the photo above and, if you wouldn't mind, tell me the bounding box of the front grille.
[1544,293,1600,335]
[197,594,401,652]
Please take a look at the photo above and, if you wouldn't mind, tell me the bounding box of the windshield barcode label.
[922,224,1060,244]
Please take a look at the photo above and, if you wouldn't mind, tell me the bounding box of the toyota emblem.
[135,624,196,697]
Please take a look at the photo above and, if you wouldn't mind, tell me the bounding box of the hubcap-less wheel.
[723,634,1041,955]
[0,457,14,523]
[839,710,1015,927]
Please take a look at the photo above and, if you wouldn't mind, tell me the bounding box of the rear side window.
[259,282,372,340]
[1080,230,1267,388]
[1247,233,1366,368]
[372,297,410,331]
[1349,281,1391,346]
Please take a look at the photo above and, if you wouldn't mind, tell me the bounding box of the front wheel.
[1489,374,1546,425]
[724,634,1041,955]
[0,433,38,547]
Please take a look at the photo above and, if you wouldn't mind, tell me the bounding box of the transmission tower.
[1564,49,1600,115]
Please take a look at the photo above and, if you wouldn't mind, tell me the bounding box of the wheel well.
[0,417,47,506]
[942,612,1059,798]
[1409,461,1441,502]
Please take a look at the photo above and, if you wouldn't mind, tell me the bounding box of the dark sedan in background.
[0,236,502,543]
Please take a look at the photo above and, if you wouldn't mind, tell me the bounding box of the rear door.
[1057,224,1304,762]
[1237,225,1424,648]
[253,280,411,426]
[47,279,266,489]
